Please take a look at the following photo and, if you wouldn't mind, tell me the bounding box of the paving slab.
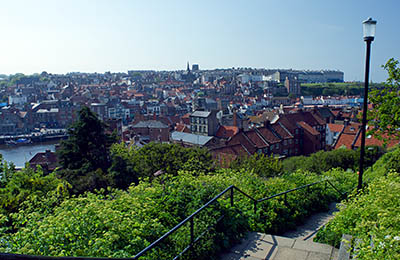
[283,202,339,241]
[262,234,295,248]
[242,239,277,259]
[220,200,340,260]
[306,251,331,260]
[219,253,263,260]
[271,247,308,260]
[230,240,251,255]
[293,240,334,255]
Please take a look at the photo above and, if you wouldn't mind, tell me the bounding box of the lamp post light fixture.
[358,17,377,190]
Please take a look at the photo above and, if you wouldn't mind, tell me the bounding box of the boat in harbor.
[5,138,32,146]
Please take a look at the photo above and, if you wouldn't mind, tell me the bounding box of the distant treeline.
[301,82,384,96]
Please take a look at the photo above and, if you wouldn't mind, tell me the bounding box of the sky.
[0,0,399,82]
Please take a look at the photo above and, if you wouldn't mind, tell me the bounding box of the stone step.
[220,232,338,260]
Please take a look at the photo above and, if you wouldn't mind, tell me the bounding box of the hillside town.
[1,64,394,168]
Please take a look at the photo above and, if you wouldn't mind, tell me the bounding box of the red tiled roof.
[334,123,361,149]
[216,125,239,139]
[256,127,281,143]
[244,130,269,148]
[310,112,326,125]
[228,132,257,154]
[277,111,324,135]
[175,123,191,133]
[341,113,351,118]
[29,151,58,170]
[332,110,340,117]
[353,126,399,149]
[327,123,344,133]
[211,143,250,157]
[298,121,319,136]
[271,122,293,139]
[335,132,357,149]
[342,123,361,134]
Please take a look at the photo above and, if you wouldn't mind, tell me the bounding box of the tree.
[108,142,214,185]
[57,106,115,193]
[58,106,112,172]
[368,58,400,143]
[0,165,69,215]
[230,153,283,178]
[109,143,138,189]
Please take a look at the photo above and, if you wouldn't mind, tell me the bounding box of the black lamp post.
[358,17,377,190]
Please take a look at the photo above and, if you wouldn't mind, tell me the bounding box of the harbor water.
[0,141,58,168]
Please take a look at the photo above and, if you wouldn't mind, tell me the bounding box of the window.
[289,139,292,144]
[276,143,280,149]
[283,140,287,146]
[295,139,299,144]
[270,144,274,150]
[295,129,299,134]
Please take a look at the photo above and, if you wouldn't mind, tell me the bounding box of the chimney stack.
[233,111,237,127]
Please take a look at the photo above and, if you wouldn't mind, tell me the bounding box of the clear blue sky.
[0,0,399,82]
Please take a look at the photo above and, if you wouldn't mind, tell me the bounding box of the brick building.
[130,120,169,142]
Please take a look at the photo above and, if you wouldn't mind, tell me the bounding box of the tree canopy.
[368,58,400,143]
[57,106,115,193]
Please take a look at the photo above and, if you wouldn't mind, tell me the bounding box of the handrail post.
[230,187,234,207]
[190,218,195,257]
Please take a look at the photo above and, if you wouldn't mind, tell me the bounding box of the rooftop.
[191,111,211,117]
[171,131,213,146]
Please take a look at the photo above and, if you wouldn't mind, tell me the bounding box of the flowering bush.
[315,172,400,259]
[0,168,353,259]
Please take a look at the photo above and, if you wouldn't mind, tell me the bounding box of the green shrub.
[0,168,353,259]
[364,145,400,182]
[282,147,385,175]
[230,153,283,177]
[315,173,400,259]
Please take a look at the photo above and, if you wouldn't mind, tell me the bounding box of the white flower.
[385,235,392,239]
[394,236,400,241]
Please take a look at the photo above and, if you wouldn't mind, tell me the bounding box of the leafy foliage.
[315,172,400,259]
[230,153,283,178]
[0,165,69,216]
[301,82,382,97]
[363,145,400,183]
[282,149,358,174]
[58,106,112,172]
[57,106,116,194]
[282,147,385,174]
[315,146,400,259]
[110,142,214,183]
[0,167,354,259]
[368,58,400,143]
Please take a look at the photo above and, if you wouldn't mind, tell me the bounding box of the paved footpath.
[219,203,339,260]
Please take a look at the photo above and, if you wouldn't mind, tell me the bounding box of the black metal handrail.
[131,178,345,259]
[0,178,344,260]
